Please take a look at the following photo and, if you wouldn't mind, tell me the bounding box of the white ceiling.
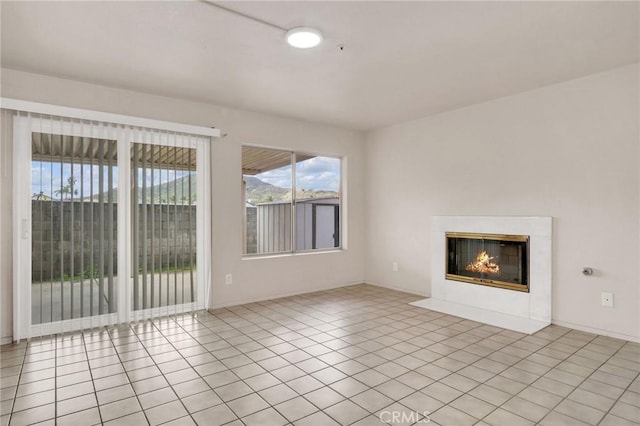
[1,1,638,131]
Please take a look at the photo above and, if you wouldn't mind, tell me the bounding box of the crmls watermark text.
[379,410,431,424]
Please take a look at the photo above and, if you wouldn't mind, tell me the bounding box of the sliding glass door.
[12,112,211,339]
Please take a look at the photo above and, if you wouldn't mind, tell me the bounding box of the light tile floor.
[1,284,638,425]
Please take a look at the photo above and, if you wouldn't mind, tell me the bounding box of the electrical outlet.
[392,262,398,272]
[225,274,233,285]
[601,292,613,307]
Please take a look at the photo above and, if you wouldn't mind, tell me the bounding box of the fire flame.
[466,251,500,275]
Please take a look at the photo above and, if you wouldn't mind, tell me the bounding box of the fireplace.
[411,216,551,334]
[446,232,529,292]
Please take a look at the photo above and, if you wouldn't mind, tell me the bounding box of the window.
[242,146,341,255]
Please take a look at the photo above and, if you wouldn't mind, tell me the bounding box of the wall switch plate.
[601,292,614,307]
[225,274,233,285]
[392,262,398,272]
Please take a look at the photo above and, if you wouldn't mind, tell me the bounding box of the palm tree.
[54,177,78,199]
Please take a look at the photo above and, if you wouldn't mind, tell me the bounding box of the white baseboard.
[367,281,639,343]
[551,319,639,343]
[208,281,365,310]
[364,281,428,297]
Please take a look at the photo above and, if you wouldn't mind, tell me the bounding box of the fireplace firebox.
[446,232,529,292]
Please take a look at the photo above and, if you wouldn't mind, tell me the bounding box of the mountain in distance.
[78,173,197,203]
[140,174,197,203]
[244,175,338,205]
[37,174,335,205]
[244,176,288,204]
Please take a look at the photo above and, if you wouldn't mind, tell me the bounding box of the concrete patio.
[31,271,195,324]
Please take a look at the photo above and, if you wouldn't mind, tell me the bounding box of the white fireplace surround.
[410,216,552,334]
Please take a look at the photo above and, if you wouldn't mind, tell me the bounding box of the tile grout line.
[205,293,415,424]
[146,312,232,424]
[104,323,152,425]
[447,324,631,425]
[184,307,345,423]
[257,293,498,422]
[234,303,381,425]
[80,329,105,425]
[479,332,636,425]
[208,292,487,424]
[595,351,640,426]
[166,310,272,419]
[4,342,28,426]
[142,310,292,422]
[321,303,544,424]
[366,300,576,424]
[374,317,539,424]
[3,297,523,426]
[307,302,580,424]
[430,318,612,423]
[2,286,638,426]
[479,329,595,425]
[331,293,514,422]
[71,292,616,424]
[533,337,632,426]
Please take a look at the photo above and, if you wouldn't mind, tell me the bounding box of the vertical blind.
[7,107,212,341]
[31,132,118,325]
[131,143,197,312]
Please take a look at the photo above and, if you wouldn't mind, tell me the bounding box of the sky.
[31,161,191,199]
[32,154,339,198]
[31,161,115,199]
[254,156,340,192]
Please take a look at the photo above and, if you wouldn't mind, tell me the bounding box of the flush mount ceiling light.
[201,3,324,50]
[286,27,323,48]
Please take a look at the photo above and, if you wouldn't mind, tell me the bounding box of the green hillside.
[81,173,197,204]
[244,175,338,204]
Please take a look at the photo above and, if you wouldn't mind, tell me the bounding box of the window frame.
[242,145,343,257]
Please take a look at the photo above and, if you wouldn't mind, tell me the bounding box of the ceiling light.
[286,27,323,48]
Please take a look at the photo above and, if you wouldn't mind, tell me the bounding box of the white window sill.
[242,248,344,261]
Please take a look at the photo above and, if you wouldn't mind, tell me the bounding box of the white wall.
[365,64,639,341]
[0,69,366,342]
